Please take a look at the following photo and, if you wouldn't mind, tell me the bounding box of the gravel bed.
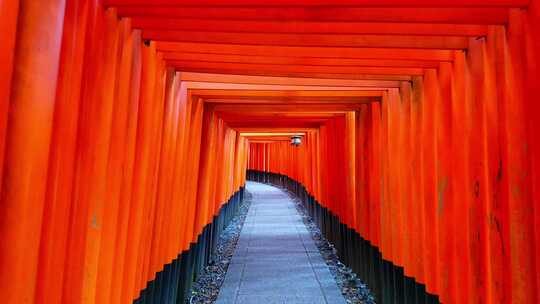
[289,193,377,304]
[188,191,253,304]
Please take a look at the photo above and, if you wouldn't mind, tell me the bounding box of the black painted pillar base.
[133,187,245,304]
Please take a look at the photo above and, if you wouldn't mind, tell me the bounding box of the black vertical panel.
[395,266,405,304]
[169,254,181,304]
[158,262,170,303]
[176,250,190,304]
[404,276,416,304]
[426,293,440,304]
[373,249,383,302]
[384,260,394,303]
[415,284,427,304]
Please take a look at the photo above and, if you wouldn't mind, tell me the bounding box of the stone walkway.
[216,182,346,304]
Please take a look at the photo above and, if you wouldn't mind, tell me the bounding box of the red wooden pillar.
[120,39,159,303]
[368,102,382,248]
[309,131,319,197]
[502,11,537,302]
[222,128,236,203]
[173,85,194,251]
[165,74,187,260]
[195,106,218,238]
[110,29,143,304]
[345,112,356,228]
[0,0,66,302]
[484,25,511,304]
[233,133,244,190]
[182,98,204,249]
[160,72,182,264]
[249,143,253,171]
[242,139,249,184]
[467,36,495,304]
[387,88,404,266]
[410,76,426,283]
[379,91,393,261]
[211,120,226,213]
[61,1,104,300]
[77,8,121,303]
[422,69,441,295]
[356,105,368,236]
[256,143,262,171]
[35,0,89,302]
[436,62,456,304]
[0,0,19,190]
[145,68,179,284]
[319,125,329,206]
[211,119,225,215]
[137,56,166,291]
[94,17,134,304]
[524,1,540,295]
[399,81,413,277]
[451,51,472,303]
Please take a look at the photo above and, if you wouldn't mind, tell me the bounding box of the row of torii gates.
[0,0,539,303]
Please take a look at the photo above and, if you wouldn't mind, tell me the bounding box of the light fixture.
[291,135,302,147]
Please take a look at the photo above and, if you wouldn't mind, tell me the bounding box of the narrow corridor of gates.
[1,1,539,304]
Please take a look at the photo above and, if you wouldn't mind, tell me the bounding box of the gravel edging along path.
[188,191,253,304]
[289,192,377,304]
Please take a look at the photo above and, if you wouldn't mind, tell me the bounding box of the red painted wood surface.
[0,0,538,303]
[0,1,66,303]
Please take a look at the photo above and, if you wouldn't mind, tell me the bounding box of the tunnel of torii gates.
[0,0,540,303]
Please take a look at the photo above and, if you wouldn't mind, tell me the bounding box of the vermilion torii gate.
[0,0,539,303]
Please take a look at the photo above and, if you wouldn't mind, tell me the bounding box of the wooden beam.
[144,31,469,49]
[157,42,455,61]
[206,98,377,104]
[242,136,296,141]
[132,18,489,36]
[177,68,413,81]
[164,53,441,68]
[190,89,384,99]
[105,0,528,7]
[169,61,425,76]
[181,81,395,91]
[214,103,369,112]
[236,127,317,132]
[115,7,510,24]
[178,73,403,88]
[240,132,306,136]
[226,120,328,128]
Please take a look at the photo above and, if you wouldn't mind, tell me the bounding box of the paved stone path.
[216,182,346,304]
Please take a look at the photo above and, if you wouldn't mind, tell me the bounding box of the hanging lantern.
[291,135,302,147]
